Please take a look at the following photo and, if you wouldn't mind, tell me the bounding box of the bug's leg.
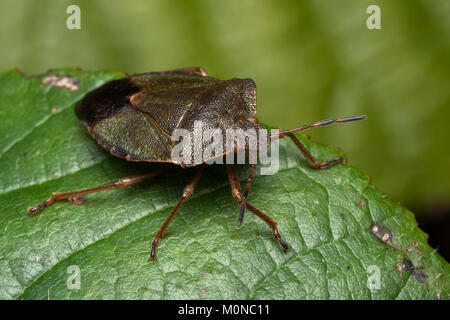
[149,165,205,261]
[238,163,255,227]
[272,116,367,169]
[284,132,343,169]
[162,67,208,77]
[27,165,172,216]
[227,165,289,251]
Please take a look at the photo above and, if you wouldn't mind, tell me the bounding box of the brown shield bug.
[27,67,366,260]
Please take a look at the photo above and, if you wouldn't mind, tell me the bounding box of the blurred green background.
[1,0,449,255]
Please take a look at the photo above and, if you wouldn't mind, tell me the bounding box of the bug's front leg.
[274,116,367,169]
[226,165,289,251]
[149,165,205,261]
[285,132,344,169]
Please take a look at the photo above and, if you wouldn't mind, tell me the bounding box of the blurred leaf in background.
[0,0,449,256]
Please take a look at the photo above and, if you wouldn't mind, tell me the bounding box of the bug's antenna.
[272,115,367,140]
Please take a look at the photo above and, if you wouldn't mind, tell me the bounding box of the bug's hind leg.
[149,165,205,261]
[27,165,172,216]
[227,165,289,251]
[285,132,344,169]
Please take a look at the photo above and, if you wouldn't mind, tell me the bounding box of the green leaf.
[0,69,448,300]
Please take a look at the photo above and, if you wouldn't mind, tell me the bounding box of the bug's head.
[226,78,257,117]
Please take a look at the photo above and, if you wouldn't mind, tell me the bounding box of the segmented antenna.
[272,115,367,140]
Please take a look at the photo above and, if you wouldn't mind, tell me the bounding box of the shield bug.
[27,67,366,260]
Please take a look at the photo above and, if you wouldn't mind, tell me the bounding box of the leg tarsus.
[149,237,161,261]
[28,195,56,216]
[238,164,255,227]
[273,227,290,251]
[316,156,345,169]
[245,202,291,252]
[238,204,246,227]
[227,165,290,251]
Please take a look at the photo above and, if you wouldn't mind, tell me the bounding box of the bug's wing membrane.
[90,105,174,162]
[75,77,175,163]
